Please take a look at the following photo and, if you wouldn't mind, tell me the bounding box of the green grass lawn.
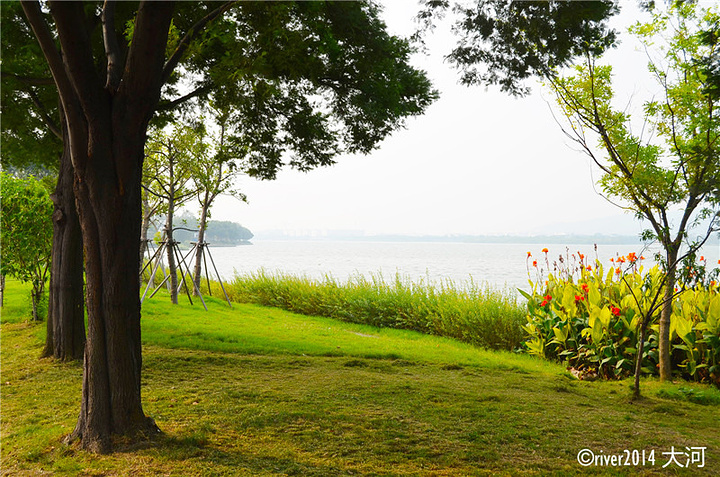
[2,280,720,476]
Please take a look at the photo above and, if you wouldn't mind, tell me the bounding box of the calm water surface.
[189,240,720,292]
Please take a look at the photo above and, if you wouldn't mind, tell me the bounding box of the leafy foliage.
[416,0,618,95]
[163,1,438,180]
[0,2,61,172]
[0,172,53,320]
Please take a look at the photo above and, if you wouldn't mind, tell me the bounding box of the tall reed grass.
[217,270,527,351]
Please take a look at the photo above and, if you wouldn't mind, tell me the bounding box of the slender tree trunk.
[31,288,40,322]
[140,192,151,266]
[44,123,85,361]
[0,274,5,307]
[165,195,179,304]
[192,195,210,296]
[658,248,678,381]
[633,322,648,400]
[140,191,153,288]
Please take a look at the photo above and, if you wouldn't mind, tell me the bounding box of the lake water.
[182,240,720,293]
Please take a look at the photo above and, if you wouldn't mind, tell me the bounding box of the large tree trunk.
[44,123,85,361]
[658,248,678,381]
[24,0,175,453]
[66,125,159,454]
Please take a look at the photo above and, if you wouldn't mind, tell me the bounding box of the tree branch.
[0,72,54,85]
[48,1,107,125]
[156,84,212,112]
[101,0,123,94]
[27,88,62,139]
[118,0,174,123]
[161,1,235,85]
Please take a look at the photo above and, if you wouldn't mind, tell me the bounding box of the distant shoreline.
[252,233,720,246]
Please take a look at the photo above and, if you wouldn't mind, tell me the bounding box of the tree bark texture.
[23,0,174,453]
[44,132,86,361]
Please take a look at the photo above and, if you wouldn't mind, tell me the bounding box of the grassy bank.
[2,281,720,475]
[218,270,527,352]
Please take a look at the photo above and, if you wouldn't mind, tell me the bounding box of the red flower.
[615,267,621,275]
[533,260,538,267]
[542,248,549,253]
[527,251,532,258]
[581,283,589,293]
[575,295,585,302]
[610,306,620,317]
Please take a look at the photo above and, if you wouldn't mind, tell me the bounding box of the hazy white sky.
[210,1,659,238]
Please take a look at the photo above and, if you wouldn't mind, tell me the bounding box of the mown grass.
[219,270,527,352]
[2,280,720,476]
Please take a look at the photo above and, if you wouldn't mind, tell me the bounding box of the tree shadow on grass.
[126,431,349,477]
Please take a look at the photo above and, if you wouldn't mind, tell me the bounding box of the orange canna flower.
[527,251,532,257]
[610,306,621,317]
[615,267,621,275]
[533,260,538,267]
[542,248,549,253]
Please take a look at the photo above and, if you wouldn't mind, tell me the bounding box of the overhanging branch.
[160,1,235,86]
[156,85,211,112]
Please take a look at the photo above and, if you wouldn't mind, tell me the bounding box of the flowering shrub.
[521,247,720,386]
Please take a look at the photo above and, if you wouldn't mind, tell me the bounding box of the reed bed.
[217,270,527,351]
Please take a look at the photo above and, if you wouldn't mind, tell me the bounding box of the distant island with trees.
[149,211,253,247]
